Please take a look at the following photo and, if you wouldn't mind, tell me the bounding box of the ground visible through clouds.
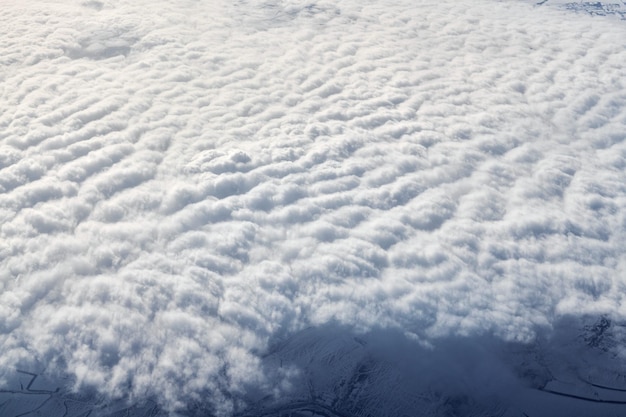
[1,0,626,416]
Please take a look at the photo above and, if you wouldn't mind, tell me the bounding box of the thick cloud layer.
[1,0,626,414]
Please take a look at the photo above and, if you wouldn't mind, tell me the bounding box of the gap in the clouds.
[529,0,626,20]
[236,314,626,417]
[2,317,626,416]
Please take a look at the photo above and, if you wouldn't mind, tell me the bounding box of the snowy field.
[1,0,626,416]
[537,0,626,19]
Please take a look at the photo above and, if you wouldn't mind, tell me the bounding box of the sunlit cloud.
[1,0,625,415]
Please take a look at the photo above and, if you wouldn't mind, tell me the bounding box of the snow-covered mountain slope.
[1,0,626,416]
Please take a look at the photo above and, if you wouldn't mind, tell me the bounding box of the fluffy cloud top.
[1,0,625,414]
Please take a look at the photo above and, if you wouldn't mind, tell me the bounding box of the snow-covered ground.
[1,0,625,416]
[532,0,626,20]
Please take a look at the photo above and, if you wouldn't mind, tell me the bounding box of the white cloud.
[1,0,626,415]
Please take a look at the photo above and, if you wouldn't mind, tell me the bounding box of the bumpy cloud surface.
[1,0,626,414]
